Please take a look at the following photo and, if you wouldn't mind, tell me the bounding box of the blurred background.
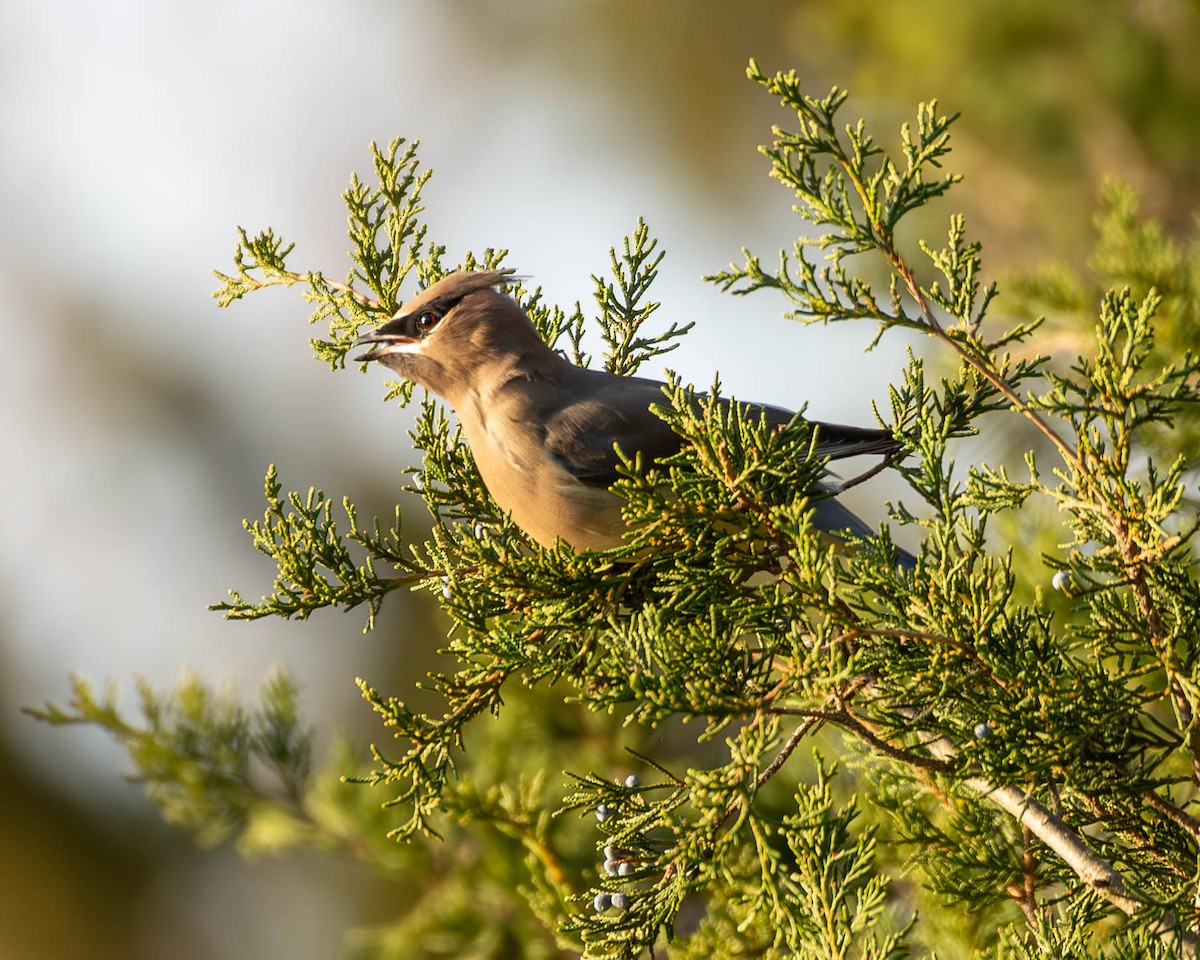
[2,1,1198,956]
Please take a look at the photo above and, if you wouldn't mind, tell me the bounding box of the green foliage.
[785,0,1200,265]
[981,893,1186,960]
[211,463,415,630]
[26,671,313,848]
[591,219,693,377]
[35,62,1200,959]
[213,138,436,370]
[1005,180,1200,462]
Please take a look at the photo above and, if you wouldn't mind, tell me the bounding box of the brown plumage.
[355,269,907,555]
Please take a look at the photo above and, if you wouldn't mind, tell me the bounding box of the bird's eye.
[415,311,441,334]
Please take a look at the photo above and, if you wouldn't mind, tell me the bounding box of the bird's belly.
[471,432,626,551]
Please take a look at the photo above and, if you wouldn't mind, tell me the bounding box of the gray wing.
[543,370,900,487]
[543,373,682,487]
[541,369,914,566]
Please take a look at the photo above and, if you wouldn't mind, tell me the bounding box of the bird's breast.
[460,400,625,551]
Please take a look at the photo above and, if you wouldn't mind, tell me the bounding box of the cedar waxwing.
[354,270,911,561]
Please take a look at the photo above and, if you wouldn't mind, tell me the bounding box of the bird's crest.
[402,268,520,314]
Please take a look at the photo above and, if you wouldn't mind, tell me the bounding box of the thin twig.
[839,627,1013,694]
[1078,794,1191,880]
[308,271,384,310]
[758,714,823,789]
[1008,826,1038,927]
[830,708,954,773]
[379,564,479,585]
[713,678,873,835]
[1143,790,1200,843]
[887,254,1080,469]
[836,449,905,494]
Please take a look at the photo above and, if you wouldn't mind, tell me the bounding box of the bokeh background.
[2,1,1198,957]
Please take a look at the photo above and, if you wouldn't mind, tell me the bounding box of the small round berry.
[603,844,617,860]
[1051,570,1070,592]
[603,859,618,876]
[624,774,641,789]
[595,804,612,823]
[618,861,634,877]
[593,892,611,912]
[611,893,629,911]
[974,722,991,739]
[473,521,485,540]
[441,576,452,599]
[410,472,424,491]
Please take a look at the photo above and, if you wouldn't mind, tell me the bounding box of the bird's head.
[353,269,547,402]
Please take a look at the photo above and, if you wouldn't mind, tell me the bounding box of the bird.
[353,269,911,561]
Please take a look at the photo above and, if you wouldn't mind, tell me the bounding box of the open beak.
[352,332,416,362]
[352,313,418,362]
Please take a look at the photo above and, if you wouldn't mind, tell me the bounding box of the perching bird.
[354,269,908,558]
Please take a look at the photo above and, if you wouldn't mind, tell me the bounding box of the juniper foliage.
[30,62,1200,958]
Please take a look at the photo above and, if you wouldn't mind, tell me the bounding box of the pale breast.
[461,400,627,551]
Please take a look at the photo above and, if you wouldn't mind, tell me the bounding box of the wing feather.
[542,371,900,487]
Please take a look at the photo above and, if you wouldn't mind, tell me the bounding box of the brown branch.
[824,708,954,773]
[758,714,824,789]
[1006,826,1039,927]
[843,701,1199,954]
[1078,794,1191,880]
[767,690,955,775]
[887,253,1081,469]
[709,712,827,838]
[1116,526,1199,778]
[1143,790,1200,843]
